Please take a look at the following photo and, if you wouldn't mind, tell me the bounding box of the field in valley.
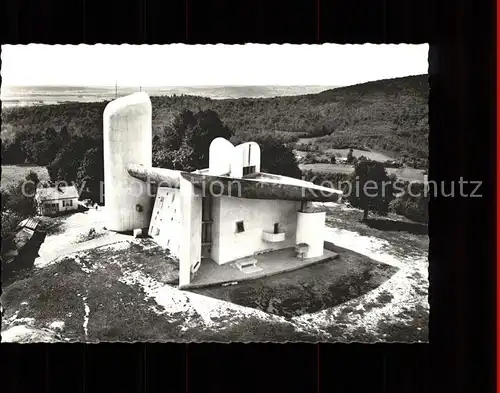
[296,144,395,162]
[299,163,426,182]
[295,136,426,183]
[324,148,394,162]
[1,165,50,191]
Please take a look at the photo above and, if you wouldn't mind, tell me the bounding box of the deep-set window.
[242,165,256,176]
[274,223,280,234]
[236,221,245,233]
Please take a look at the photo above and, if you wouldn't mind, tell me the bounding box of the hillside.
[1,74,428,162]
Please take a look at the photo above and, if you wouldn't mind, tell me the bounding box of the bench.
[234,257,262,274]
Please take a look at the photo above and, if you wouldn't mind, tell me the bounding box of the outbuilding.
[35,185,79,216]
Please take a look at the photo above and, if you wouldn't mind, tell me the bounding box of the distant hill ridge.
[1,74,428,161]
[315,74,428,99]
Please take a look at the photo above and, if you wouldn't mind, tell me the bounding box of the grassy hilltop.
[2,74,428,163]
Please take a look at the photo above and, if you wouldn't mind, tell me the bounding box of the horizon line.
[3,83,341,88]
[2,73,428,90]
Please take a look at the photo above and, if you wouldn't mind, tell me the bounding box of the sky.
[1,44,428,87]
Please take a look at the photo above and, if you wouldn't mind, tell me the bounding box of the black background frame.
[0,0,496,392]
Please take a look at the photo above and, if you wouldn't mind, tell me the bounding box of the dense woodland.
[1,75,429,224]
[1,171,39,241]
[2,74,428,164]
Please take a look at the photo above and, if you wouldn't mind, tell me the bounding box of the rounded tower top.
[103,92,151,119]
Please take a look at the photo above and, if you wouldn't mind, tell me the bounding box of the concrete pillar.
[179,176,202,288]
[296,211,326,258]
[103,92,152,232]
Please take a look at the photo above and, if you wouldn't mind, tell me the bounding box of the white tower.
[103,92,153,232]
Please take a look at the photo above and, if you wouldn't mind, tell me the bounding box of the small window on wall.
[236,221,245,233]
[274,223,280,234]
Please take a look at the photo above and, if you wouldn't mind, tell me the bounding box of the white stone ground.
[2,203,428,342]
[35,206,132,268]
[295,226,428,335]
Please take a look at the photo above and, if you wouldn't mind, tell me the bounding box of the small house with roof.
[35,185,79,216]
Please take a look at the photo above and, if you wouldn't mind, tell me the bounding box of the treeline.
[296,122,428,166]
[1,122,105,202]
[1,171,39,241]
[2,101,105,141]
[3,108,302,204]
[3,126,72,166]
[153,109,233,171]
[153,109,301,178]
[2,75,429,164]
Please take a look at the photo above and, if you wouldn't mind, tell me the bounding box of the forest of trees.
[2,75,429,167]
[2,108,302,205]
[152,109,233,171]
[1,75,428,224]
[1,171,39,241]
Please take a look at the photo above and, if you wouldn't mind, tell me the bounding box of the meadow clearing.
[299,163,426,182]
[1,165,50,191]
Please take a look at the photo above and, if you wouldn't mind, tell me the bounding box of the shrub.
[346,148,354,163]
[347,160,393,220]
[389,183,428,223]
